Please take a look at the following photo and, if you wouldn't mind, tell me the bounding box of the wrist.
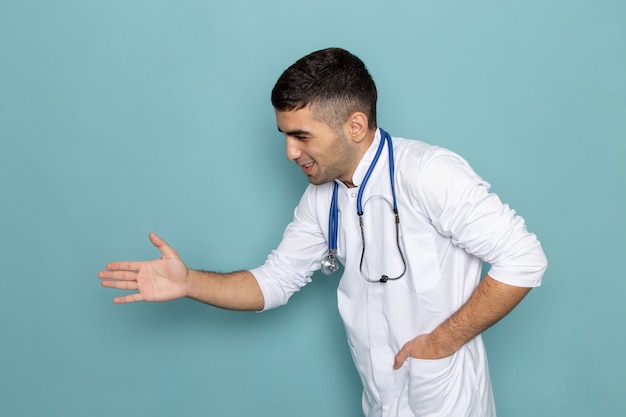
[185,269,202,299]
[427,326,464,358]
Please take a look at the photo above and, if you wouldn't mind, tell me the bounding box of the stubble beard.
[307,131,355,186]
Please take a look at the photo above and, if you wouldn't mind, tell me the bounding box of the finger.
[98,269,139,281]
[393,344,410,370]
[113,292,144,304]
[101,279,139,291]
[149,232,180,259]
[105,260,143,272]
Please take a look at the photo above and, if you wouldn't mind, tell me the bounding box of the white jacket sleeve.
[249,184,329,310]
[415,148,547,287]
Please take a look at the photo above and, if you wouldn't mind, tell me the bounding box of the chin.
[307,176,331,186]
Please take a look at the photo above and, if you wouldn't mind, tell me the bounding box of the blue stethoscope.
[321,128,407,283]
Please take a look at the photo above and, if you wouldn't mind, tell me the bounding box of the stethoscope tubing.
[322,128,407,282]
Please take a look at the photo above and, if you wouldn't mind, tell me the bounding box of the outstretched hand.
[98,233,191,304]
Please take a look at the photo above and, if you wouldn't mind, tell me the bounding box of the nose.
[285,137,302,161]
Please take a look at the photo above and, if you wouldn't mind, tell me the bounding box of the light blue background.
[1,1,624,416]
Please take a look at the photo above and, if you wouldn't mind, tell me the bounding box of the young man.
[99,48,547,417]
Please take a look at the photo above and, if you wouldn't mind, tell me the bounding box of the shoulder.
[392,136,475,181]
[392,136,488,215]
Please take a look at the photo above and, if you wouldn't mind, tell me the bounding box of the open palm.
[99,233,191,304]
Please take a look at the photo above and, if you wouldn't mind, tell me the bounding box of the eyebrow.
[277,127,311,136]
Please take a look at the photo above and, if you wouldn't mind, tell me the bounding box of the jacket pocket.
[407,346,479,417]
[399,229,442,294]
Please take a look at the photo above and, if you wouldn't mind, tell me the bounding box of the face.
[276,106,359,187]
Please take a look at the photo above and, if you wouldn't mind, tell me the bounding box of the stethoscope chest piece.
[321,250,340,275]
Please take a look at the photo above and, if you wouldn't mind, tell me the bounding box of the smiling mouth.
[300,161,315,175]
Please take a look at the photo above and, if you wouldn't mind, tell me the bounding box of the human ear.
[345,112,369,143]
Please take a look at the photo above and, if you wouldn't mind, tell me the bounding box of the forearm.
[430,274,531,355]
[187,269,265,311]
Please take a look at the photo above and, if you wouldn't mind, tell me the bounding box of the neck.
[340,127,377,188]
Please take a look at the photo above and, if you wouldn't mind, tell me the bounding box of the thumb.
[148,232,179,259]
[393,343,410,370]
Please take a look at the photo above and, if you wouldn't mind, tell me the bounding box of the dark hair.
[271,48,377,130]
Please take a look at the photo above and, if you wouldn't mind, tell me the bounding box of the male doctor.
[99,48,547,417]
